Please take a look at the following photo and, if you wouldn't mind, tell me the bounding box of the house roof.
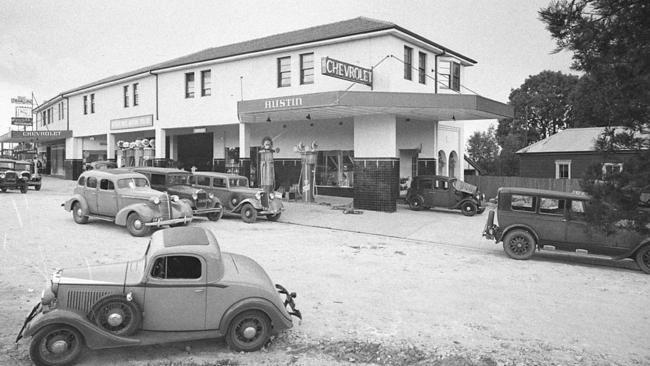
[53,17,475,99]
[516,127,642,154]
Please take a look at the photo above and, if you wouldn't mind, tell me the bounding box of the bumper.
[275,284,301,320]
[145,215,192,227]
[193,207,222,216]
[16,302,41,342]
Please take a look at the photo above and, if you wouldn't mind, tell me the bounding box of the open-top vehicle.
[16,226,301,366]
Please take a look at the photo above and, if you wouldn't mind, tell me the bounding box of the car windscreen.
[0,162,13,169]
[229,178,249,187]
[14,163,31,171]
[125,256,147,285]
[117,177,150,189]
[167,174,189,185]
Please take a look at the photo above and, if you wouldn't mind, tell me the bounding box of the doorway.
[176,133,213,171]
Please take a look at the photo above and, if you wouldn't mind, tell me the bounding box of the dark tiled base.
[417,158,437,176]
[64,159,84,180]
[353,158,399,212]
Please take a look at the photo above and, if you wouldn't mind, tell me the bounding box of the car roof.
[193,171,246,179]
[413,175,455,180]
[81,169,147,179]
[0,158,15,163]
[133,167,189,174]
[498,187,589,200]
[148,227,221,260]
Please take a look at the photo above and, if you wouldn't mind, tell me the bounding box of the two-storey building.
[28,17,512,212]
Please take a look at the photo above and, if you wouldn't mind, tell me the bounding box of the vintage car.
[84,160,117,171]
[63,169,193,237]
[0,158,28,193]
[14,159,42,190]
[405,175,486,216]
[190,172,284,223]
[16,226,301,366]
[483,187,650,274]
[132,167,223,221]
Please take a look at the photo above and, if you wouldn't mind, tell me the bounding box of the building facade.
[29,17,512,212]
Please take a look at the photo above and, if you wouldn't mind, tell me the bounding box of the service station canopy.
[237,91,514,124]
[0,130,72,143]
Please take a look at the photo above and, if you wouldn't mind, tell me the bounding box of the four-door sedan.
[190,172,284,223]
[405,175,486,216]
[63,169,193,237]
[483,187,650,273]
[16,226,301,366]
[132,167,223,221]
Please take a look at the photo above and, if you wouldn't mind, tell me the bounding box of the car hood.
[228,186,261,195]
[220,252,275,290]
[166,185,202,196]
[119,187,167,199]
[58,262,128,285]
[452,180,479,195]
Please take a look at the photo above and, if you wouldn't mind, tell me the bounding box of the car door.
[211,177,233,209]
[143,254,207,331]
[535,196,568,246]
[85,176,99,214]
[97,178,118,216]
[565,199,621,255]
[431,178,451,208]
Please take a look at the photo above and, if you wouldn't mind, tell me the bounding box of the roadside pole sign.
[11,117,33,126]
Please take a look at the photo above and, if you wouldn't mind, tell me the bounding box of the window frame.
[450,62,460,91]
[300,53,314,85]
[277,56,291,88]
[83,95,88,115]
[404,46,413,80]
[555,159,571,179]
[90,93,95,113]
[200,70,211,96]
[123,85,129,108]
[538,197,566,216]
[133,83,139,106]
[418,52,426,84]
[185,72,195,98]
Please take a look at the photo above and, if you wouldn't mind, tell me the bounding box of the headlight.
[150,197,161,205]
[192,193,198,200]
[208,193,214,199]
[41,283,56,306]
[170,195,179,202]
[255,191,262,200]
[0,173,4,179]
[269,192,275,200]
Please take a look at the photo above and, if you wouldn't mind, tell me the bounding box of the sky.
[0,0,578,143]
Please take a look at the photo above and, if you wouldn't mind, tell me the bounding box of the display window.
[317,150,353,187]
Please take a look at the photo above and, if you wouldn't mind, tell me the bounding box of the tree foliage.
[466,125,499,175]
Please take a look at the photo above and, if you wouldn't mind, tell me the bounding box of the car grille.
[65,290,112,313]
[160,194,171,220]
[260,191,269,208]
[4,171,17,181]
[196,192,209,209]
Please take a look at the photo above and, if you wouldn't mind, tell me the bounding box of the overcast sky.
[0,0,577,142]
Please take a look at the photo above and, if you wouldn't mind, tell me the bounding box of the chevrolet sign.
[321,57,372,87]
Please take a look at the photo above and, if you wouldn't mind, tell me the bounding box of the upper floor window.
[185,72,195,98]
[404,46,413,80]
[300,53,314,85]
[451,62,460,91]
[602,162,623,177]
[201,70,211,96]
[83,96,88,115]
[555,160,571,179]
[90,94,95,113]
[418,52,426,84]
[42,111,46,125]
[123,85,129,107]
[439,61,461,92]
[277,56,291,87]
[133,83,139,106]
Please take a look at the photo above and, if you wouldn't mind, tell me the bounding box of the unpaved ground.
[0,177,649,366]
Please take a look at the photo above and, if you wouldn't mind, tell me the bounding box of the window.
[133,83,139,106]
[602,162,623,177]
[277,56,291,87]
[420,180,433,190]
[539,197,566,215]
[86,177,97,188]
[42,111,46,126]
[123,85,129,107]
[511,194,536,212]
[317,150,354,187]
[151,256,202,279]
[212,177,226,188]
[434,179,449,190]
[195,175,210,186]
[90,93,95,113]
[83,96,88,114]
[150,174,165,186]
[201,70,211,96]
[99,179,114,190]
[404,46,413,80]
[61,101,65,119]
[185,72,195,98]
[300,53,314,85]
[451,62,460,91]
[439,61,461,91]
[555,160,571,179]
[418,52,426,84]
[77,176,86,186]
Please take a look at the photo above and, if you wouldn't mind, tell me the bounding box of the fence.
[464,176,583,199]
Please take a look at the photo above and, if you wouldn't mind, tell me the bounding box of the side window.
[87,177,97,188]
[570,200,586,220]
[150,174,165,186]
[196,176,210,186]
[511,194,536,212]
[188,175,196,184]
[434,179,449,190]
[539,197,566,215]
[213,178,226,188]
[77,176,86,186]
[150,256,202,279]
[100,179,115,190]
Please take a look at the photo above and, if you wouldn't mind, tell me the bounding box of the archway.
[449,151,458,178]
[438,150,447,176]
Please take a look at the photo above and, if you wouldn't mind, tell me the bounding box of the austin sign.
[321,57,372,87]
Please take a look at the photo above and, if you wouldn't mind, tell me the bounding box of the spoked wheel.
[226,310,271,352]
[29,325,84,366]
[460,201,478,216]
[636,246,650,274]
[20,184,28,193]
[72,202,88,224]
[208,208,223,222]
[126,212,152,237]
[502,229,536,260]
[240,203,257,223]
[35,184,42,191]
[89,295,142,336]
[408,196,424,211]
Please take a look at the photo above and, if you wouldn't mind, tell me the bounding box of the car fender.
[21,309,140,350]
[115,204,155,226]
[452,197,479,210]
[231,198,262,213]
[218,297,292,333]
[63,195,88,214]
[613,237,650,260]
[499,224,540,244]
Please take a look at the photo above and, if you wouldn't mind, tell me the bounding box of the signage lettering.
[110,114,154,130]
[11,96,33,104]
[321,57,372,86]
[9,130,72,141]
[264,97,303,110]
[11,117,33,126]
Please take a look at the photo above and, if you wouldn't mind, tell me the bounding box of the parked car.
[405,175,485,216]
[62,169,193,236]
[16,226,301,366]
[132,167,223,221]
[190,172,284,223]
[483,187,650,274]
[14,159,42,190]
[85,160,117,171]
[0,158,28,193]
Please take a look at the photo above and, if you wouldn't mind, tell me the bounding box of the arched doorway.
[438,150,447,176]
[449,151,458,178]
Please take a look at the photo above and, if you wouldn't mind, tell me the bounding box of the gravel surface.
[1,177,648,366]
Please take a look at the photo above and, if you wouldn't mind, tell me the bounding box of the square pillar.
[107,133,116,161]
[239,123,250,159]
[64,137,83,180]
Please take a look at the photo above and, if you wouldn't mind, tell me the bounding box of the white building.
[26,17,512,212]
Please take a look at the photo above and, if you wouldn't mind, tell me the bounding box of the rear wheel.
[72,202,88,224]
[89,295,142,336]
[226,310,271,352]
[35,184,42,191]
[20,184,28,193]
[408,196,424,211]
[460,201,477,216]
[503,229,536,260]
[636,246,650,274]
[29,325,84,366]
[126,212,151,237]
[207,208,223,221]
[266,213,281,221]
[240,203,257,223]
[1,187,6,192]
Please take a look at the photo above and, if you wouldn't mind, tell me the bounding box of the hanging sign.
[11,117,33,126]
[321,57,372,87]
